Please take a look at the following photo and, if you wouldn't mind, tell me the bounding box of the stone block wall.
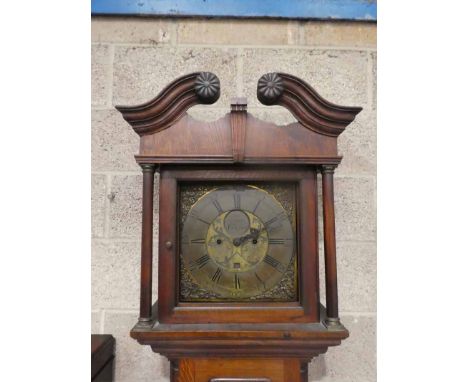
[91,17,376,382]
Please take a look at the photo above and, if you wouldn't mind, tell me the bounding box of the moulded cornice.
[257,72,362,137]
[115,72,220,136]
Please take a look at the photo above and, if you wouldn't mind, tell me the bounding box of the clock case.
[116,72,362,376]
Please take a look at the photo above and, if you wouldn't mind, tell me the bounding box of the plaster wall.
[91,17,376,382]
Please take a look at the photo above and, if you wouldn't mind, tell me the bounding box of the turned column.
[139,163,156,323]
[321,165,343,328]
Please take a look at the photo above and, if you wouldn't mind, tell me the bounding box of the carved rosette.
[194,72,220,104]
[257,72,284,105]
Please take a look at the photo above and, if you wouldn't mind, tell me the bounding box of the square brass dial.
[178,182,298,302]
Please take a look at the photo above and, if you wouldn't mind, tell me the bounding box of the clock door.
[157,166,319,324]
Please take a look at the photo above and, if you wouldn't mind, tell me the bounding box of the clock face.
[180,184,297,301]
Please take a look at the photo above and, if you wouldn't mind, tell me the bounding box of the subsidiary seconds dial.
[180,185,294,299]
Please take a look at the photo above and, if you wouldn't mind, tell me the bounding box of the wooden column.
[321,165,343,329]
[139,163,156,323]
[170,361,179,382]
[300,362,309,382]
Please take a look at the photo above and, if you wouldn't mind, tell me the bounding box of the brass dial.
[181,185,294,299]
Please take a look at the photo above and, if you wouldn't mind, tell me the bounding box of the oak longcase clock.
[116,71,362,382]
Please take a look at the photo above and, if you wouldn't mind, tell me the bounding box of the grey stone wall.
[92,17,376,382]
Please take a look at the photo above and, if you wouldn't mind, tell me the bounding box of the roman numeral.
[233,193,241,209]
[190,238,206,244]
[264,213,287,229]
[190,254,210,270]
[211,267,222,283]
[188,211,210,225]
[252,195,266,213]
[263,255,285,272]
[211,199,223,214]
[268,238,285,245]
[234,273,241,289]
[255,272,265,289]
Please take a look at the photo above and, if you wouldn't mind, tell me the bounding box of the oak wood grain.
[176,359,299,382]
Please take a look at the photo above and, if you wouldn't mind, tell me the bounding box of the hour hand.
[232,228,260,247]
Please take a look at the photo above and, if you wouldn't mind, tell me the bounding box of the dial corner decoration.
[179,183,298,302]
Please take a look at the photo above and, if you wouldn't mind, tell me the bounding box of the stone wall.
[91,17,376,382]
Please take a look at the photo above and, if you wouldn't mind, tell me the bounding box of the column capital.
[140,163,157,172]
[321,164,337,174]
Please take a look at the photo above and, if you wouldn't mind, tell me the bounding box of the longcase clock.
[116,71,362,382]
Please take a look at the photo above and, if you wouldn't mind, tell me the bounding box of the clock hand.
[232,227,265,247]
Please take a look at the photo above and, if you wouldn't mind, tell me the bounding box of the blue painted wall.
[91,0,377,22]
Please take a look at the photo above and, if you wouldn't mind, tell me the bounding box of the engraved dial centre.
[206,211,268,272]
